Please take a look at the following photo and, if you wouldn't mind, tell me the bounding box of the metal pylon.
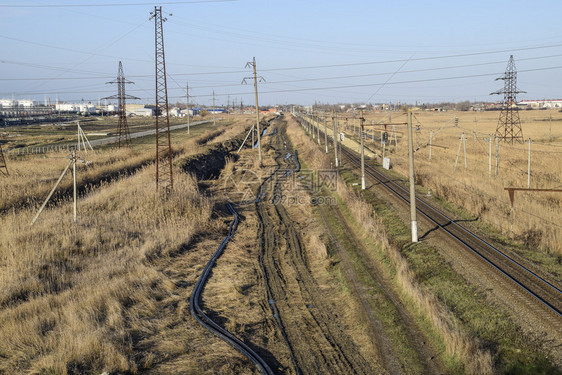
[104,61,138,148]
[150,6,173,191]
[491,55,525,143]
[0,144,8,176]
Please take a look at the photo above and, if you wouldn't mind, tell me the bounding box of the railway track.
[340,145,562,318]
[190,203,274,375]
[323,123,562,319]
[296,113,561,320]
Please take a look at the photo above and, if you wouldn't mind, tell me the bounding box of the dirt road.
[254,120,379,375]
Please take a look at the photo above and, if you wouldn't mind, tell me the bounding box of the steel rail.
[339,145,562,318]
[190,203,274,375]
[295,113,561,318]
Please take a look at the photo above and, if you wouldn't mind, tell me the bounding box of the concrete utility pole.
[72,149,77,223]
[317,113,321,144]
[243,57,264,165]
[454,132,467,171]
[527,138,531,188]
[360,111,366,190]
[429,131,433,160]
[212,90,216,127]
[186,82,190,134]
[324,114,328,153]
[488,135,492,177]
[495,138,499,177]
[332,112,339,167]
[407,110,418,243]
[312,113,316,139]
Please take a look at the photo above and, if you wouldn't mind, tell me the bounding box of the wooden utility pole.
[407,110,418,243]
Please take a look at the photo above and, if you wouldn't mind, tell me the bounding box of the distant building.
[518,99,562,109]
[128,107,153,117]
[208,108,227,114]
[54,102,96,113]
[0,99,16,108]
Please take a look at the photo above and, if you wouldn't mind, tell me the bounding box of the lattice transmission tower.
[104,61,138,148]
[150,6,173,191]
[491,55,525,143]
[0,143,8,176]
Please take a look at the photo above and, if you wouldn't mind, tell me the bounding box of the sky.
[1,0,562,107]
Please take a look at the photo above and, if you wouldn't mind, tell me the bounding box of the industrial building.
[518,99,562,109]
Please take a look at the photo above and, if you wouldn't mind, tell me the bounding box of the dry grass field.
[0,115,257,373]
[344,109,562,256]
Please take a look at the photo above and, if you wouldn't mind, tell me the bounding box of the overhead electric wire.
[0,1,237,8]
[6,63,562,98]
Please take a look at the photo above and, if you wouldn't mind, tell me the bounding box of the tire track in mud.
[315,199,444,375]
[255,122,375,375]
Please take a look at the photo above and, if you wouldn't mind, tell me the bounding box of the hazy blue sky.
[1,0,561,106]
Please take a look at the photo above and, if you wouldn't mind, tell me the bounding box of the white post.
[324,115,328,153]
[407,110,418,243]
[317,115,321,144]
[312,114,316,139]
[73,150,77,223]
[333,114,339,167]
[360,114,365,190]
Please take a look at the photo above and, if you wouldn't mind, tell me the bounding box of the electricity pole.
[317,113,321,144]
[243,57,264,165]
[150,6,173,191]
[407,110,418,242]
[212,90,216,127]
[491,55,525,143]
[332,111,339,167]
[360,111,366,190]
[324,114,328,153]
[186,82,190,134]
[103,61,138,148]
[0,144,8,176]
[527,138,531,188]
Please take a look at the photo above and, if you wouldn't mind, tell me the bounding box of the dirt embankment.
[176,130,247,180]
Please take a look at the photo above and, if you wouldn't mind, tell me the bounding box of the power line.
[5,64,562,98]
[0,0,237,8]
